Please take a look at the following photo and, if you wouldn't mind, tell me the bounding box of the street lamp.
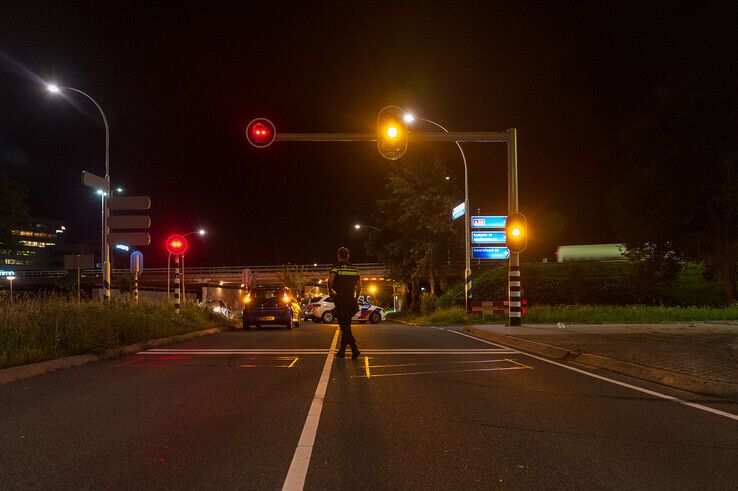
[7,276,16,304]
[404,113,472,313]
[354,223,380,232]
[47,83,112,303]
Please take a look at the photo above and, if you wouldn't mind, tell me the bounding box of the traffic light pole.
[506,129,522,326]
[272,129,519,321]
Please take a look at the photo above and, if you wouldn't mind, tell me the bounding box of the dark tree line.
[610,74,737,304]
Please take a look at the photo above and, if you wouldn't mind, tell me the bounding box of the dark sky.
[1,1,735,267]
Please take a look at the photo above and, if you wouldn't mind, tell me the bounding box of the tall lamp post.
[47,83,112,303]
[7,275,15,304]
[403,114,472,313]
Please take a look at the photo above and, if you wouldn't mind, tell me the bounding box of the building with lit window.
[0,218,67,269]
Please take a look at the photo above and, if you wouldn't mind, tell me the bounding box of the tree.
[367,154,463,310]
[0,173,30,253]
[278,264,307,297]
[610,74,738,304]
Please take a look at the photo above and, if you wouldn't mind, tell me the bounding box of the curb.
[0,325,234,385]
[464,326,738,400]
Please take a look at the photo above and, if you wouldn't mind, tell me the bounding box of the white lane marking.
[282,329,340,491]
[355,366,531,378]
[448,329,738,422]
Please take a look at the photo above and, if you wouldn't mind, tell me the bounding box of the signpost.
[81,171,110,302]
[472,247,510,260]
[451,202,465,220]
[471,231,506,244]
[109,232,151,247]
[471,216,506,229]
[130,251,143,303]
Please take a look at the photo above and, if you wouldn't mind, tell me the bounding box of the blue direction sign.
[471,216,506,229]
[451,202,465,220]
[472,247,510,260]
[471,231,506,244]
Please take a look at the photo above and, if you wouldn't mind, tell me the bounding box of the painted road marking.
[282,329,340,491]
[239,357,300,368]
[137,348,518,356]
[448,329,738,422]
[355,358,532,379]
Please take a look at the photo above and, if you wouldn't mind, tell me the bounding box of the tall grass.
[0,296,231,369]
[402,305,738,326]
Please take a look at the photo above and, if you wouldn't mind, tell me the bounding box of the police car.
[304,295,386,324]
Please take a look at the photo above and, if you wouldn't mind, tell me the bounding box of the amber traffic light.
[376,106,408,160]
[505,213,527,253]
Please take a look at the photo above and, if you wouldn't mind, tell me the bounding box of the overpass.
[8,263,390,291]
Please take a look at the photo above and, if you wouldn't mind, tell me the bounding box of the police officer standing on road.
[328,247,362,359]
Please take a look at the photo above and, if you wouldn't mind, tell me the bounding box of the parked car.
[243,285,301,330]
[204,299,231,317]
[304,295,385,324]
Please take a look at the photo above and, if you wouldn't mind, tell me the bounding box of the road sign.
[81,171,108,192]
[108,215,151,229]
[471,216,506,229]
[471,231,506,244]
[130,251,143,274]
[472,247,510,260]
[0,270,15,277]
[452,202,465,220]
[109,232,151,246]
[108,196,151,211]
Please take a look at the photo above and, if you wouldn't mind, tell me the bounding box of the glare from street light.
[198,229,206,236]
[445,176,450,180]
[96,189,107,196]
[116,187,123,193]
[354,224,361,230]
[47,84,60,93]
[403,113,415,123]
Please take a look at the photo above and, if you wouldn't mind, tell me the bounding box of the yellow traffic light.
[377,106,408,160]
[506,213,527,253]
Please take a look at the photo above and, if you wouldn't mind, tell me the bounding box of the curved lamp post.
[403,113,471,313]
[47,84,112,302]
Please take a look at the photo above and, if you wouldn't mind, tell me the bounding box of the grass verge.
[0,296,232,369]
[393,305,738,326]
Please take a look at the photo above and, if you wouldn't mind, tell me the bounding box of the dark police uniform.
[329,261,360,357]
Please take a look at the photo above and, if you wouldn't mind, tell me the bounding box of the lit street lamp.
[404,113,472,313]
[47,83,112,303]
[7,275,16,304]
[354,223,380,232]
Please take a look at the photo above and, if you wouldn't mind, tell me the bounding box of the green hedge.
[439,262,724,307]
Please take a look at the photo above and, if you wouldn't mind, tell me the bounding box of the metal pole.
[63,87,111,303]
[100,193,105,302]
[182,253,185,303]
[174,254,180,314]
[167,252,171,299]
[134,255,139,304]
[416,118,472,313]
[9,279,13,304]
[506,128,522,326]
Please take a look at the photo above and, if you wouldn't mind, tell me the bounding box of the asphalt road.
[1,322,737,489]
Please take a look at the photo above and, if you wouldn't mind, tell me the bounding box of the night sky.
[1,1,735,267]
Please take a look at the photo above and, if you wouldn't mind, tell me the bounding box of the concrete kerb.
[464,326,738,401]
[0,325,235,385]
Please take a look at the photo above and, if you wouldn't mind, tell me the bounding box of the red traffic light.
[166,234,188,255]
[245,118,276,148]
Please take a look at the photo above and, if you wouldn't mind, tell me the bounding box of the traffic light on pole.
[376,106,408,160]
[245,118,276,148]
[166,234,188,255]
[505,213,527,253]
